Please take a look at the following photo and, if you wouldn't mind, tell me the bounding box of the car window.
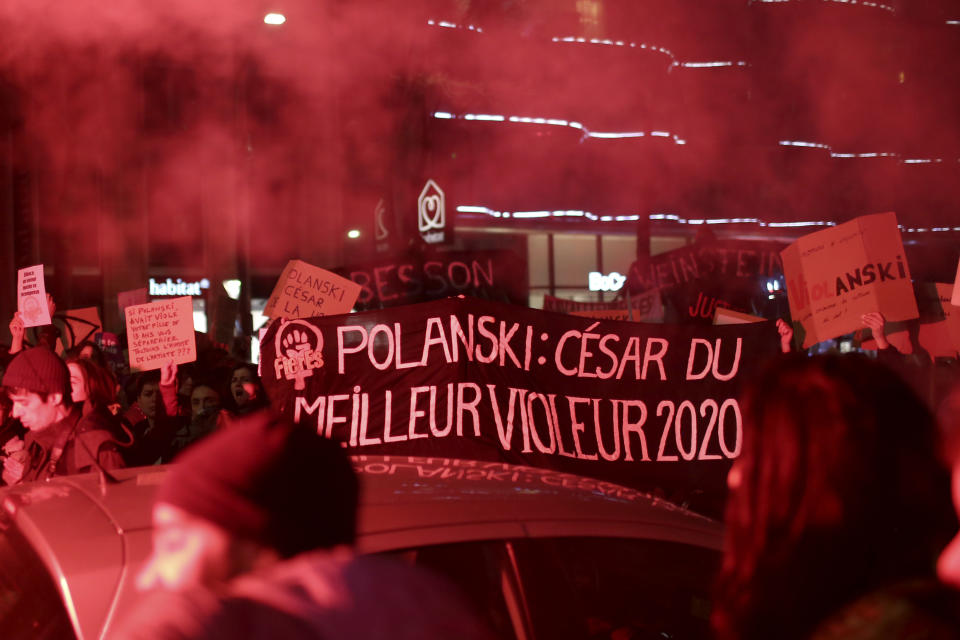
[512,537,720,640]
[0,518,77,640]
[386,541,521,640]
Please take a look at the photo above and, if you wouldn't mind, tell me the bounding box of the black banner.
[626,239,785,294]
[261,297,779,516]
[626,240,786,324]
[340,249,528,310]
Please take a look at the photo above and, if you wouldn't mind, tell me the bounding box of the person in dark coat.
[111,412,492,640]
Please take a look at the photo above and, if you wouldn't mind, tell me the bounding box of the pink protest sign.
[264,259,361,319]
[781,212,918,348]
[125,296,196,372]
[118,287,149,315]
[952,258,960,307]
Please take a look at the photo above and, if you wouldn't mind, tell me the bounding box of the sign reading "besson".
[261,296,778,517]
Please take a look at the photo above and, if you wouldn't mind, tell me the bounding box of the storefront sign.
[148,277,210,297]
[418,179,447,245]
[588,271,626,292]
[262,296,779,516]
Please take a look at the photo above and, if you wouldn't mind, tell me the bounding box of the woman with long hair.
[713,354,959,640]
[66,355,131,445]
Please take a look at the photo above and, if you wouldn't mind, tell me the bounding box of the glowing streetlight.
[264,13,286,25]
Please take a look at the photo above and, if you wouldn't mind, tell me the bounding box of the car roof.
[1,457,721,640]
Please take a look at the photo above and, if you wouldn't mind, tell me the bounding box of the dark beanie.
[2,346,70,397]
[157,411,359,558]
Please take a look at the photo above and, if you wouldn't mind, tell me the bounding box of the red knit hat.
[2,346,70,397]
[157,411,358,558]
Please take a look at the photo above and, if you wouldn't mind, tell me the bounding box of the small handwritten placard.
[18,265,51,328]
[125,296,196,372]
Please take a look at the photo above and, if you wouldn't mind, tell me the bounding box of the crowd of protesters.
[0,300,273,484]
[4,284,960,638]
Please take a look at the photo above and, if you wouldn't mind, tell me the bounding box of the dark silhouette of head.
[713,354,956,640]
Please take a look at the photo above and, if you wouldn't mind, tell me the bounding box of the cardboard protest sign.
[125,296,196,372]
[118,287,149,315]
[863,283,960,359]
[953,258,960,307]
[782,212,918,348]
[917,283,960,358]
[543,290,665,323]
[17,265,51,327]
[265,260,361,319]
[261,296,779,517]
[714,308,766,325]
[53,307,103,354]
[342,249,528,310]
[625,240,784,294]
[624,240,783,325]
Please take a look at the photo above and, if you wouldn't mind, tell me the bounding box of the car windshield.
[513,537,719,639]
[0,517,76,640]
[398,536,719,640]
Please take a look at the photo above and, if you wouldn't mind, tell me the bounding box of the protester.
[1,346,124,484]
[163,378,222,458]
[936,383,960,590]
[66,339,110,370]
[122,369,182,467]
[775,318,793,354]
[712,354,959,640]
[65,355,131,444]
[112,412,493,640]
[8,294,60,355]
[7,310,24,356]
[224,362,268,418]
[124,371,161,433]
[0,387,25,451]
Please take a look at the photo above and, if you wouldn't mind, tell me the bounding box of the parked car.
[0,456,722,640]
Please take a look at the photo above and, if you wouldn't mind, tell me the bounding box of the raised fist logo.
[282,328,314,359]
[273,320,324,390]
[418,179,445,233]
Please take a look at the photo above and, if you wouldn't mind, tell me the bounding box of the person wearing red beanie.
[1,346,124,484]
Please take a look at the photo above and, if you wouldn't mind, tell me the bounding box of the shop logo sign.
[418,179,446,244]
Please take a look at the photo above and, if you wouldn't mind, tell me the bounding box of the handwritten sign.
[781,212,918,348]
[125,296,196,372]
[625,239,784,294]
[264,260,361,320]
[118,287,149,315]
[17,265,51,327]
[953,258,960,307]
[713,308,766,325]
